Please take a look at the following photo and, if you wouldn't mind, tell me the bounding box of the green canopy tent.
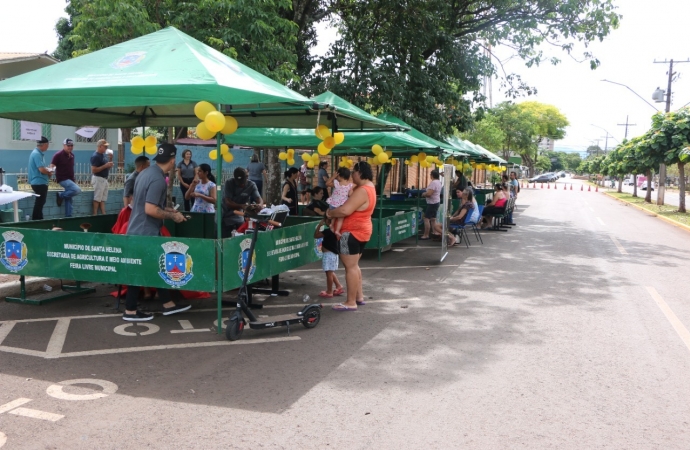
[0,27,399,331]
[0,27,402,131]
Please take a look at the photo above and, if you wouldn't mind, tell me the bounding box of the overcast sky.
[2,0,689,155]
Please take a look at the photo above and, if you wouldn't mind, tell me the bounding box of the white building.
[538,137,555,152]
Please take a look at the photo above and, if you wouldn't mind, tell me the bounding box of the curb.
[0,277,64,298]
[605,193,690,234]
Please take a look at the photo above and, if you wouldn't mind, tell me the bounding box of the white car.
[640,181,655,191]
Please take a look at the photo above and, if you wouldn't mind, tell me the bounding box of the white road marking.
[288,265,458,273]
[610,236,628,255]
[646,286,690,353]
[46,379,118,401]
[113,323,160,337]
[588,207,595,212]
[0,322,15,346]
[56,336,300,358]
[0,399,31,415]
[0,346,45,357]
[0,431,6,448]
[8,408,63,422]
[45,319,70,358]
[597,217,606,226]
[170,320,210,334]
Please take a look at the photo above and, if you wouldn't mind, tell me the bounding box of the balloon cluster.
[369,145,393,165]
[279,148,297,166]
[339,157,354,169]
[315,125,345,155]
[209,144,234,163]
[403,152,442,168]
[130,135,158,155]
[192,101,239,162]
[298,151,320,169]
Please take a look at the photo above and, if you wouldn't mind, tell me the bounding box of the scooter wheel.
[302,307,321,329]
[226,313,244,341]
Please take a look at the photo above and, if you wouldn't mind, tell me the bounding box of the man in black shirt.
[221,167,262,238]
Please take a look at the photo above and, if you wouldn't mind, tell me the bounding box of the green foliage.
[460,115,506,154]
[536,155,551,172]
[62,0,300,84]
[562,153,582,171]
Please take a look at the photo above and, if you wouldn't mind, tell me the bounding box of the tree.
[645,108,690,212]
[460,114,506,154]
[562,153,582,172]
[52,2,83,61]
[316,0,620,139]
[536,155,551,172]
[586,145,603,158]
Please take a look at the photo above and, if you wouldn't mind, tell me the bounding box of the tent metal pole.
[215,106,224,334]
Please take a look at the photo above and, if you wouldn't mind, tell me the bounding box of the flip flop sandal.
[318,291,334,298]
[333,288,345,296]
[356,299,366,305]
[332,303,357,311]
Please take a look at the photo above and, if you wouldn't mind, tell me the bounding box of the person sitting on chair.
[479,183,507,229]
[302,187,329,216]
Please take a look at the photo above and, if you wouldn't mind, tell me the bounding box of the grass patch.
[608,192,690,226]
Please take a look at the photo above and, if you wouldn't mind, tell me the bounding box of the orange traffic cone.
[533,183,536,189]
[596,185,599,192]
[548,183,550,189]
[563,184,566,190]
[581,185,583,191]
[541,183,543,189]
[570,184,573,190]
[588,185,591,191]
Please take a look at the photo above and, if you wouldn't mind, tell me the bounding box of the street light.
[601,80,659,111]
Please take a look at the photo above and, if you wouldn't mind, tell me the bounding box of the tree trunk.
[265,148,282,206]
[617,177,622,193]
[633,174,638,198]
[679,162,686,213]
[645,170,652,203]
[657,163,666,206]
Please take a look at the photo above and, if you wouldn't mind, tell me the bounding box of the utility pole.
[653,58,690,205]
[617,115,636,140]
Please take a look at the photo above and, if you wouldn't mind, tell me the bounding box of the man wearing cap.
[123,155,150,207]
[123,143,190,322]
[27,136,54,220]
[52,138,82,217]
[220,167,263,238]
[90,138,113,215]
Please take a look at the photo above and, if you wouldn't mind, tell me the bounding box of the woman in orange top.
[326,161,376,311]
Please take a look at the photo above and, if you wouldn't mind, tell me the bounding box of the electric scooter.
[225,211,322,341]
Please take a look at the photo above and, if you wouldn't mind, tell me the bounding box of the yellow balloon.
[209,150,218,160]
[404,160,410,165]
[144,145,157,155]
[194,101,215,121]
[144,135,157,147]
[278,152,288,161]
[456,164,463,171]
[311,153,320,163]
[463,163,471,170]
[221,116,238,135]
[318,142,331,155]
[426,155,435,163]
[223,153,234,163]
[307,161,315,169]
[372,144,383,155]
[502,166,507,172]
[391,158,397,166]
[385,150,392,158]
[131,136,145,148]
[418,152,427,161]
[323,136,336,149]
[287,148,295,156]
[131,145,144,155]
[196,122,215,140]
[377,152,389,164]
[301,152,311,162]
[410,155,419,163]
[287,158,295,166]
[220,144,229,155]
[315,125,331,140]
[205,111,226,133]
[333,132,345,144]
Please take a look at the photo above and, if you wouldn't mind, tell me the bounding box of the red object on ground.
[581,185,583,191]
[588,186,591,191]
[563,184,566,190]
[548,183,550,189]
[570,184,573,190]
[533,183,536,188]
[541,183,543,189]
[596,186,599,192]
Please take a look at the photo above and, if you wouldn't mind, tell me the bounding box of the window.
[11,120,51,141]
[75,127,108,143]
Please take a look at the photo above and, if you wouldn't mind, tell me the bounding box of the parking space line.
[646,286,690,353]
[8,408,63,422]
[610,236,628,255]
[0,399,31,415]
[597,217,606,226]
[0,322,16,346]
[45,319,70,358]
[56,336,301,358]
[0,346,46,358]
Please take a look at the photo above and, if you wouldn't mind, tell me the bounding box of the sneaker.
[123,311,153,322]
[162,303,191,316]
[56,192,63,207]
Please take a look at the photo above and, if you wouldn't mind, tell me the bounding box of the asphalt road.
[617,182,689,208]
[1,178,690,449]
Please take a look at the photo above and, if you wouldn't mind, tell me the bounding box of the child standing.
[314,217,344,298]
[326,167,353,238]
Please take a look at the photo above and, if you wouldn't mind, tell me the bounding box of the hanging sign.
[76,127,100,139]
[20,121,41,140]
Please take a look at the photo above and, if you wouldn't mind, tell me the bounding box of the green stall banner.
[0,227,216,292]
[366,211,416,249]
[223,220,323,291]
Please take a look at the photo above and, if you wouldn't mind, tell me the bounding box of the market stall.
[0,27,400,334]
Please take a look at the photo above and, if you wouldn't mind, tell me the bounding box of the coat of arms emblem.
[158,241,193,288]
[0,231,28,272]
